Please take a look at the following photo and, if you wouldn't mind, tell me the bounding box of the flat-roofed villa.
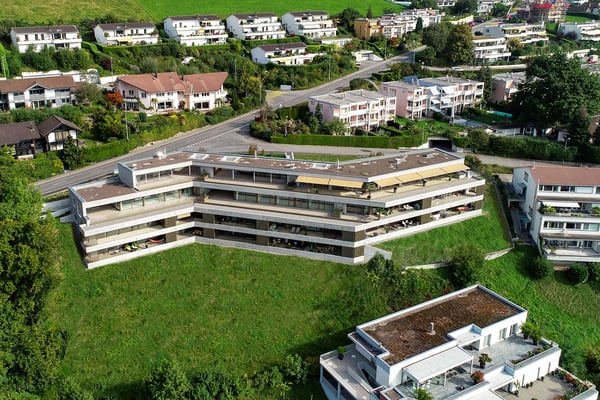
[69,149,485,269]
[320,285,599,400]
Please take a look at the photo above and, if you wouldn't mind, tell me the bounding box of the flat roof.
[309,89,394,106]
[360,286,523,365]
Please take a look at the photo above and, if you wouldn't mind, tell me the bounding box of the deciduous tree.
[446,23,474,65]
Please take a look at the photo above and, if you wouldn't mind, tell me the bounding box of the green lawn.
[378,184,511,266]
[2,0,402,25]
[565,15,593,22]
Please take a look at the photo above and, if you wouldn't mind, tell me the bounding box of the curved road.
[35,53,416,196]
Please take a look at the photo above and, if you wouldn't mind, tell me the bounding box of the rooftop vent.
[428,322,436,336]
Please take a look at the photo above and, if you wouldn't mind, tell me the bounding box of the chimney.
[428,322,436,335]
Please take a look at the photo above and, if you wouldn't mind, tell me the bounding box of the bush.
[531,257,553,279]
[146,359,191,400]
[567,263,589,284]
[449,243,485,287]
[589,263,600,282]
[281,354,308,384]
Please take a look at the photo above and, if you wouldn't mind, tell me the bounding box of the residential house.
[0,121,44,158]
[281,11,336,39]
[354,10,441,40]
[0,75,79,111]
[380,77,485,120]
[510,165,600,263]
[226,13,286,40]
[477,0,514,14]
[559,21,600,41]
[163,15,228,46]
[320,284,598,400]
[115,71,227,113]
[474,22,549,46]
[68,148,485,268]
[94,22,158,46]
[251,42,320,65]
[10,25,81,53]
[491,71,526,103]
[517,0,569,23]
[472,36,511,64]
[308,90,396,131]
[36,114,82,151]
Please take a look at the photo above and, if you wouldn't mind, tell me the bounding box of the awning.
[396,172,422,183]
[328,178,363,189]
[442,164,467,174]
[418,168,445,179]
[404,347,474,383]
[116,37,133,42]
[376,176,401,187]
[295,176,330,185]
[542,200,580,208]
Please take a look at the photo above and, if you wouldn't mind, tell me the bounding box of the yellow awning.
[442,164,468,174]
[116,37,133,42]
[376,176,401,187]
[295,176,330,185]
[328,179,363,189]
[396,172,422,183]
[417,168,446,179]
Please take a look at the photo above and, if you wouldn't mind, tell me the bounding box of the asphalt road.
[34,53,416,196]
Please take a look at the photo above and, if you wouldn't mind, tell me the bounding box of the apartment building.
[477,0,514,14]
[281,11,337,39]
[511,165,600,264]
[354,9,441,40]
[491,72,526,103]
[380,77,485,120]
[226,13,286,40]
[0,75,79,111]
[308,90,397,131]
[94,22,158,46]
[69,149,485,269]
[251,42,320,65]
[320,284,598,400]
[10,25,81,53]
[475,22,549,45]
[115,71,227,113]
[472,36,511,64]
[559,21,600,41]
[163,15,228,46]
[517,0,569,23]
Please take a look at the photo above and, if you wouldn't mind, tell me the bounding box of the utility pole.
[328,56,331,81]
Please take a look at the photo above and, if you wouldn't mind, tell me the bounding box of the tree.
[531,257,553,279]
[336,8,362,35]
[323,119,348,135]
[281,354,308,384]
[60,135,85,170]
[449,243,484,287]
[411,0,438,8]
[569,106,592,147]
[467,129,490,152]
[147,359,191,400]
[76,82,102,107]
[512,52,600,133]
[452,0,478,15]
[446,24,474,65]
[367,5,373,18]
[415,17,424,34]
[104,91,123,109]
[422,22,452,54]
[476,66,492,103]
[490,2,510,17]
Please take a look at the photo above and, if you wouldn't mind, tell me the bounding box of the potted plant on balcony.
[471,370,485,384]
[520,321,535,340]
[478,353,492,369]
[337,346,346,360]
[530,328,542,345]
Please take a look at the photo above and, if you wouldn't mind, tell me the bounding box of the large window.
[29,87,45,95]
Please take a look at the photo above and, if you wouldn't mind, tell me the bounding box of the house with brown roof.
[10,25,82,53]
[94,22,158,46]
[511,165,600,263]
[0,75,79,111]
[0,121,43,159]
[37,114,82,151]
[226,13,286,40]
[115,71,228,113]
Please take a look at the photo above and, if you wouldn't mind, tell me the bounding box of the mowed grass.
[2,0,403,25]
[565,15,593,22]
[378,184,511,265]
[49,225,356,399]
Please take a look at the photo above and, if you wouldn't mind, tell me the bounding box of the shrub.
[281,354,308,384]
[567,263,589,284]
[146,359,191,400]
[589,263,600,282]
[520,321,535,339]
[531,257,553,279]
[471,370,485,383]
[449,243,485,287]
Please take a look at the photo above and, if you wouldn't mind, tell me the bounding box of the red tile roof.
[0,76,78,93]
[529,165,600,186]
[117,72,227,94]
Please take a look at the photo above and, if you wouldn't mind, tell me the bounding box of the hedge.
[566,12,600,20]
[271,134,422,148]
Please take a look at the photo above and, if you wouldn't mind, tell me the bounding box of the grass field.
[378,184,511,265]
[565,15,593,22]
[2,0,404,25]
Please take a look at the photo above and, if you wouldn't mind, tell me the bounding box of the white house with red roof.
[163,15,228,46]
[10,25,82,53]
[115,71,228,113]
[511,165,600,263]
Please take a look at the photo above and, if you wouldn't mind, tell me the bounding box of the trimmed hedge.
[566,12,600,20]
[271,133,422,148]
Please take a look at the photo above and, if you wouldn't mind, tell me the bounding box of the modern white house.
[163,15,228,46]
[308,90,397,132]
[94,22,158,46]
[0,75,79,111]
[510,165,600,264]
[68,149,485,269]
[320,284,599,400]
[474,22,549,45]
[226,13,286,40]
[115,71,228,113]
[559,21,600,41]
[380,77,485,120]
[281,11,337,38]
[251,42,321,65]
[10,25,82,53]
[472,36,511,64]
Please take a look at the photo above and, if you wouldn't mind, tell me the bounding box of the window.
[157,92,165,97]
[202,92,210,97]
[29,87,45,95]
[128,89,134,96]
[523,171,529,182]
[141,92,147,98]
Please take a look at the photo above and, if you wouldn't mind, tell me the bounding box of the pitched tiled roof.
[166,15,221,21]
[529,165,600,186]
[12,25,79,34]
[117,72,228,94]
[0,121,40,146]
[96,22,156,30]
[37,115,82,138]
[0,76,78,93]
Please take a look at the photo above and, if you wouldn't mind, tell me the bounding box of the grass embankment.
[379,184,511,265]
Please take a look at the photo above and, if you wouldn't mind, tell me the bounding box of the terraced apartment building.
[69,149,485,269]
